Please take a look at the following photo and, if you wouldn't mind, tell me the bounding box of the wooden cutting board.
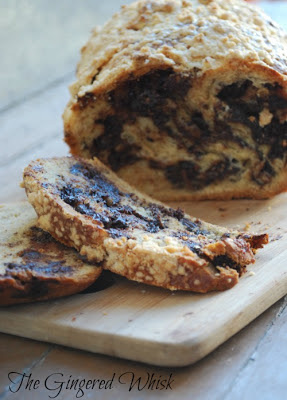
[0,194,286,367]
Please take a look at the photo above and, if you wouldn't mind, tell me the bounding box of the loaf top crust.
[0,202,102,305]
[23,156,268,293]
[70,0,287,100]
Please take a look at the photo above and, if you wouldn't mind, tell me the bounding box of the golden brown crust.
[23,156,268,293]
[0,202,102,306]
[63,0,287,201]
[67,0,287,97]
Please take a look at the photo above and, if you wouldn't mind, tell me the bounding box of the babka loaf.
[0,202,102,305]
[23,156,268,293]
[63,0,287,201]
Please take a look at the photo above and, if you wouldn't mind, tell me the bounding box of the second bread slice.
[0,202,102,305]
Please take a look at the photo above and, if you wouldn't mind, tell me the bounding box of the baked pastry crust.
[63,0,287,201]
[23,156,268,293]
[0,202,102,306]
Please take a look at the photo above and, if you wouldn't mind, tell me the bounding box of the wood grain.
[0,297,286,399]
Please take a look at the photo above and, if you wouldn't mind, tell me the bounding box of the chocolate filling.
[152,158,241,190]
[92,69,192,171]
[5,261,71,277]
[57,160,265,274]
[80,71,287,190]
[3,259,71,299]
[61,162,207,238]
[61,162,211,241]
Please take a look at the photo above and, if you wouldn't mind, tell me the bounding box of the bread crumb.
[141,290,146,294]
[249,271,256,276]
[166,246,177,253]
[178,266,185,275]
[259,108,273,127]
[102,312,108,315]
[243,222,251,232]
[268,206,272,211]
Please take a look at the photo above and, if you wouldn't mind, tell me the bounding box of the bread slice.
[63,0,287,201]
[0,202,102,306]
[23,156,268,293]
